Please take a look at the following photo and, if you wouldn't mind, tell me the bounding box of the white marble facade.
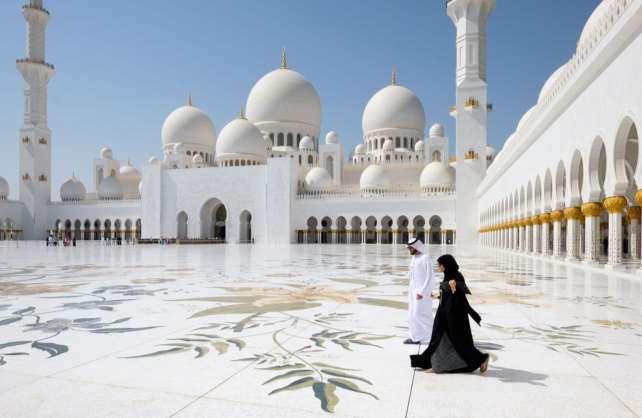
[0,0,500,246]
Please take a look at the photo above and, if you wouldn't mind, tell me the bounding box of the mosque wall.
[0,200,28,239]
[478,8,642,213]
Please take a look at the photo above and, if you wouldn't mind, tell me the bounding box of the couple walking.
[405,238,489,374]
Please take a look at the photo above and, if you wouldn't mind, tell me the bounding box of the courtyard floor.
[0,242,641,417]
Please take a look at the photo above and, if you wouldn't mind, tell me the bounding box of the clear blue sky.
[0,0,599,198]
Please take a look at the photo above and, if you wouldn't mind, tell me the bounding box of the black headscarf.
[437,254,459,279]
[437,254,471,294]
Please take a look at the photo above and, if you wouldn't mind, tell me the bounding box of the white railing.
[296,185,455,200]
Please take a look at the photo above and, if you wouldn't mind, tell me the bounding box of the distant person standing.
[404,238,435,345]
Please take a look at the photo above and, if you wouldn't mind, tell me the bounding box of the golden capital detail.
[531,215,541,225]
[539,212,551,223]
[627,206,641,221]
[563,207,582,220]
[581,202,603,217]
[603,196,627,214]
[636,190,642,206]
[550,210,564,222]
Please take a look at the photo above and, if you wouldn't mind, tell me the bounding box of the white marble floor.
[0,242,641,417]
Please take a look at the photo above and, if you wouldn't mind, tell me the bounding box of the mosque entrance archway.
[365,216,377,244]
[200,198,227,241]
[336,216,347,244]
[307,217,318,243]
[321,217,332,243]
[177,211,188,240]
[429,216,442,244]
[381,216,393,244]
[413,216,426,243]
[397,216,409,244]
[350,216,362,244]
[239,211,252,243]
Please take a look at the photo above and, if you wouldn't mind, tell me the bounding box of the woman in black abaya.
[410,254,489,373]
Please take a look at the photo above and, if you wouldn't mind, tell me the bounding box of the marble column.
[627,207,640,261]
[578,217,585,258]
[604,196,627,266]
[581,203,602,263]
[525,220,533,253]
[361,228,367,245]
[540,213,551,256]
[551,210,564,257]
[532,215,541,254]
[564,207,582,261]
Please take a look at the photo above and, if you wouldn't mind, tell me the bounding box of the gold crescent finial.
[280,47,287,69]
[391,68,398,85]
[188,93,192,106]
[239,105,246,120]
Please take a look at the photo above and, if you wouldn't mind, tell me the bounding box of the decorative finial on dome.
[280,47,288,69]
[391,68,398,86]
[239,105,246,120]
[187,93,192,107]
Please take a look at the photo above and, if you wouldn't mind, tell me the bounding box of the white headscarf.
[407,237,427,254]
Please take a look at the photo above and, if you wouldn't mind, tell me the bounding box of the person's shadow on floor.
[482,365,548,387]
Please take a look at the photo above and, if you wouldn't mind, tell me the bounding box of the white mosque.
[1,0,640,265]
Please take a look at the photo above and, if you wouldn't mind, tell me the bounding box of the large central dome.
[246,54,321,129]
[362,77,425,135]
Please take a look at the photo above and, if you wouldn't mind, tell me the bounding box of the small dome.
[354,144,366,155]
[325,131,339,144]
[60,176,86,202]
[192,153,204,164]
[538,64,567,104]
[299,136,315,151]
[148,156,160,165]
[382,139,395,151]
[304,167,334,191]
[0,176,8,199]
[429,124,444,138]
[578,0,614,49]
[414,140,425,152]
[118,163,141,179]
[517,106,538,131]
[246,66,321,129]
[97,175,123,200]
[216,117,268,162]
[161,104,216,149]
[362,83,425,134]
[100,147,113,159]
[420,162,455,190]
[360,164,390,191]
[173,142,186,154]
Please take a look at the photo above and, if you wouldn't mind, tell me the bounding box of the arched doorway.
[429,215,442,244]
[350,216,362,244]
[397,216,409,244]
[307,217,318,243]
[413,216,426,243]
[381,216,393,244]
[177,212,188,240]
[336,216,347,244]
[321,217,332,243]
[84,220,91,240]
[74,220,81,240]
[365,216,377,244]
[93,219,101,240]
[200,198,227,241]
[239,211,252,243]
[125,219,133,241]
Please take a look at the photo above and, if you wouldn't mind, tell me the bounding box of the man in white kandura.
[404,238,435,345]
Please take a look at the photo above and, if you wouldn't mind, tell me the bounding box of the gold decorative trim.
[581,202,603,217]
[550,210,564,222]
[603,196,627,214]
[563,207,582,220]
[626,206,641,221]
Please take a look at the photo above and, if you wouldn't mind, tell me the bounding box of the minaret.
[447,0,495,246]
[16,0,55,238]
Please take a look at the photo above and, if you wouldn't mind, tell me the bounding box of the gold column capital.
[581,202,603,217]
[531,215,541,225]
[524,218,533,226]
[550,210,564,222]
[604,196,627,214]
[563,207,582,220]
[636,189,642,206]
[539,212,551,224]
[626,206,641,221]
